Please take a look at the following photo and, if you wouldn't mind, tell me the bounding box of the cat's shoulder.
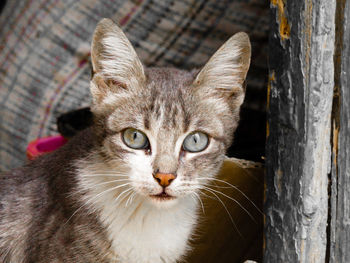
[0,128,95,194]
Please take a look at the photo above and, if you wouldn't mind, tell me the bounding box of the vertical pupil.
[193,134,198,144]
[133,132,137,141]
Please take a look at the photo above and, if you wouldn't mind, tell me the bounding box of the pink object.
[27,135,67,160]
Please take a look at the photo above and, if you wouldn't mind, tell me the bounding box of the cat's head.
[87,18,250,208]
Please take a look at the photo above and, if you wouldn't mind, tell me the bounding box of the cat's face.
[87,19,250,208]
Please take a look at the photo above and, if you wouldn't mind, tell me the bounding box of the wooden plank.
[329,0,350,262]
[265,0,335,262]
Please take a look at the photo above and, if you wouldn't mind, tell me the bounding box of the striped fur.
[0,18,250,263]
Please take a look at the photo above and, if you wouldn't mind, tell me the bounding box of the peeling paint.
[271,0,291,40]
[332,118,339,167]
[266,72,275,138]
[267,71,275,110]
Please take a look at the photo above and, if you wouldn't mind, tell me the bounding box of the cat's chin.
[148,194,179,208]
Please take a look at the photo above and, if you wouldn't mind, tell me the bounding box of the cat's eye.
[122,128,149,149]
[182,132,209,152]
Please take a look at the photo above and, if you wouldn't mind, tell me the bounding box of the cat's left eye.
[122,128,149,149]
[183,132,209,153]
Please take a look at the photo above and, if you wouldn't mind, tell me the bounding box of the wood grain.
[265,0,336,262]
[329,0,350,262]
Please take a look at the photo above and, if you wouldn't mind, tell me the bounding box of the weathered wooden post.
[329,0,350,262]
[265,0,336,262]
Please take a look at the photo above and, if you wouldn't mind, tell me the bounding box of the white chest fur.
[99,195,198,263]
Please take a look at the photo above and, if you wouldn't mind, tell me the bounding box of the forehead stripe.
[143,113,150,130]
[179,93,190,132]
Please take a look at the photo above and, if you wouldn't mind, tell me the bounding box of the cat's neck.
[103,196,197,263]
[76,157,199,263]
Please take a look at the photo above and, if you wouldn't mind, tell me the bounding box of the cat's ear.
[90,18,145,104]
[192,32,251,107]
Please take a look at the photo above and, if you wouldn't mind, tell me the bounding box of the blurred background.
[0,0,268,171]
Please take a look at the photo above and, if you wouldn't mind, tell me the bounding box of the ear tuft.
[193,32,251,104]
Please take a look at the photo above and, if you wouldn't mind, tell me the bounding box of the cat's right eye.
[122,128,149,150]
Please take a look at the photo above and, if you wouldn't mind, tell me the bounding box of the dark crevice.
[325,0,345,261]
[0,1,6,14]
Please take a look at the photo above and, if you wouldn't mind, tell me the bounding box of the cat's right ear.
[192,32,251,109]
[90,18,145,105]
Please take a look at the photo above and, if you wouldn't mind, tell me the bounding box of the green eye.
[183,132,209,152]
[122,128,149,149]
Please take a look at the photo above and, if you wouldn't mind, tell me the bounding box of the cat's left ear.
[90,18,145,104]
[193,32,251,107]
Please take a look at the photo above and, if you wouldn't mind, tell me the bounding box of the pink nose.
[153,173,176,187]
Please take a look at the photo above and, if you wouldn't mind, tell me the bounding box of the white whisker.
[198,177,264,216]
[192,192,205,214]
[91,179,130,188]
[64,183,131,226]
[201,186,257,223]
[129,192,137,206]
[125,191,136,207]
[115,188,133,206]
[203,183,232,189]
[199,191,216,201]
[84,174,129,178]
[202,188,241,237]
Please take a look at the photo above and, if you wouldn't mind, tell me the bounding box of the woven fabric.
[0,0,268,171]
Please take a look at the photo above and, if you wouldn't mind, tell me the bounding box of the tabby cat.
[0,18,251,263]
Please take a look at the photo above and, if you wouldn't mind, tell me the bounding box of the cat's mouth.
[150,191,175,201]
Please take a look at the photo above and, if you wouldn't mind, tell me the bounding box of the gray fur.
[0,130,115,262]
[0,18,250,262]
